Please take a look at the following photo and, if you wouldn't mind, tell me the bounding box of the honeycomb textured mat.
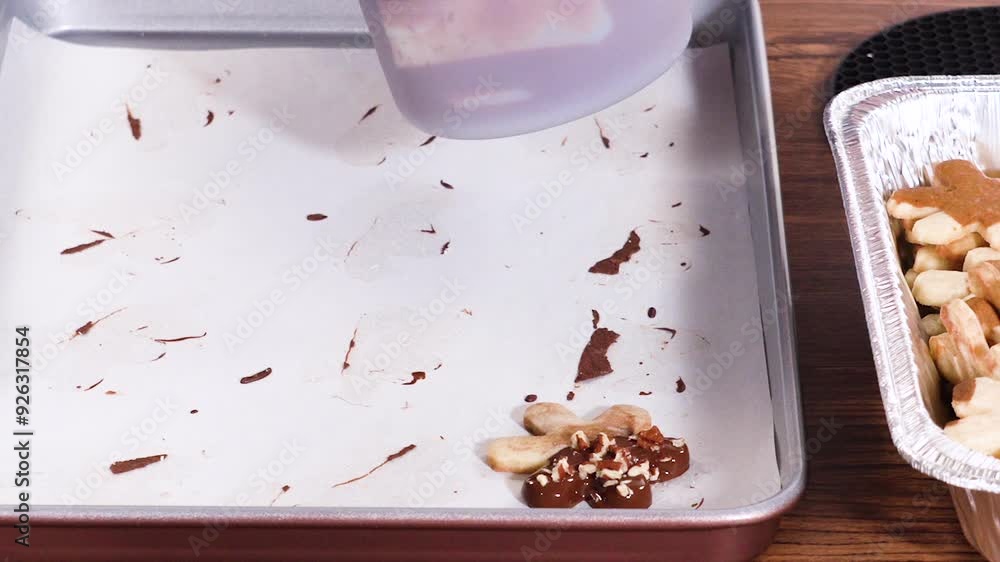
[834,7,1000,95]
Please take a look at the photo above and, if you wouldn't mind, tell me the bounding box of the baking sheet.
[0,21,778,509]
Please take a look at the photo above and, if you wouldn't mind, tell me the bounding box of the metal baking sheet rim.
[0,0,805,538]
[826,75,1000,493]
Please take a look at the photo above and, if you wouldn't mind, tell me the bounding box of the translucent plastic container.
[360,0,694,139]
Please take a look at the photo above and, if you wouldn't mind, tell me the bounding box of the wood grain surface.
[757,1,997,560]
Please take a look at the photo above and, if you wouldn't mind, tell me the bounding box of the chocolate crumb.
[61,239,108,255]
[439,435,445,440]
[591,309,600,329]
[91,229,115,239]
[440,180,455,190]
[403,371,426,386]
[434,363,443,371]
[214,77,222,84]
[561,136,568,146]
[647,307,657,318]
[595,118,611,149]
[420,136,436,147]
[672,202,682,208]
[524,394,538,403]
[359,105,379,123]
[589,231,640,275]
[332,444,416,488]
[639,152,649,158]
[126,106,142,140]
[282,484,290,492]
[227,110,235,116]
[306,214,328,222]
[190,409,199,414]
[681,262,691,271]
[154,332,207,344]
[110,454,166,475]
[676,377,687,393]
[639,391,652,396]
[83,379,104,391]
[420,224,437,234]
[566,391,576,401]
[692,498,705,509]
[575,328,620,382]
[204,110,215,127]
[341,325,360,374]
[105,390,117,395]
[440,241,451,255]
[240,367,272,384]
[699,225,711,237]
[461,309,473,316]
[669,142,675,147]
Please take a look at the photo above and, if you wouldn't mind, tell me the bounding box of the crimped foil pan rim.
[826,75,1000,493]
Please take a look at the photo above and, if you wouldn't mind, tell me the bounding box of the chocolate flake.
[376,156,387,166]
[126,106,142,140]
[643,105,656,112]
[61,239,108,255]
[595,118,611,149]
[669,142,675,147]
[647,307,657,318]
[190,409,199,414]
[154,332,207,344]
[306,214,328,222]
[566,391,576,401]
[524,394,538,403]
[240,367,272,385]
[434,363,443,371]
[591,310,600,329]
[440,241,451,255]
[83,378,104,391]
[403,371,426,386]
[204,110,215,127]
[420,224,437,234]
[440,180,455,190]
[588,230,640,275]
[341,326,360,374]
[639,152,649,158]
[655,327,678,340]
[676,377,687,393]
[110,454,166,475]
[420,136,436,147]
[359,105,380,123]
[152,352,166,362]
[692,498,705,509]
[699,225,711,237]
[575,328,620,382]
[671,202,682,208]
[91,229,115,239]
[639,391,652,396]
[332,444,416,488]
[159,257,180,265]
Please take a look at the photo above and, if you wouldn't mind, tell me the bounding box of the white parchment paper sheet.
[0,21,777,509]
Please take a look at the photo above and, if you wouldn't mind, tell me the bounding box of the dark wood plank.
[758,1,997,560]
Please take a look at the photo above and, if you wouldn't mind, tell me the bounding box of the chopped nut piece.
[536,474,550,487]
[571,430,589,450]
[616,483,634,498]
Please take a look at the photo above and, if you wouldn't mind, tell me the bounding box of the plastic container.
[360,0,693,139]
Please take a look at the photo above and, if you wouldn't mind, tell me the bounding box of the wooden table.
[758,1,996,560]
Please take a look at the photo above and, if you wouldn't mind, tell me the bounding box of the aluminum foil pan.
[827,76,1000,559]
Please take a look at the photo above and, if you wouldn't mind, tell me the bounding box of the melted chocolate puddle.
[589,231,640,275]
[332,444,416,488]
[576,328,620,382]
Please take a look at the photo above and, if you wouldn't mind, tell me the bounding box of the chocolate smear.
[190,409,199,414]
[420,224,437,234]
[154,332,207,344]
[376,156,387,166]
[359,105,379,123]
[152,352,166,362]
[591,310,600,329]
[647,307,657,318]
[699,225,711,237]
[270,485,291,506]
[655,327,678,340]
[566,391,576,401]
[126,106,142,140]
[306,214,328,222]
[227,110,235,116]
[204,110,215,127]
[594,118,611,149]
[332,444,416,488]
[111,454,166,475]
[639,391,652,396]
[73,309,124,339]
[561,136,568,146]
[440,180,455,190]
[692,498,705,509]
[639,152,649,158]
[524,394,538,403]
[240,367,272,385]
[341,326,359,374]
[61,239,108,255]
[575,328,620,382]
[159,257,180,265]
[676,377,687,393]
[420,136,436,147]
[105,390,117,395]
[588,231,640,275]
[440,241,450,255]
[403,371,426,386]
[643,105,656,112]
[461,308,473,316]
[83,379,104,391]
[434,363,443,371]
[91,229,115,239]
